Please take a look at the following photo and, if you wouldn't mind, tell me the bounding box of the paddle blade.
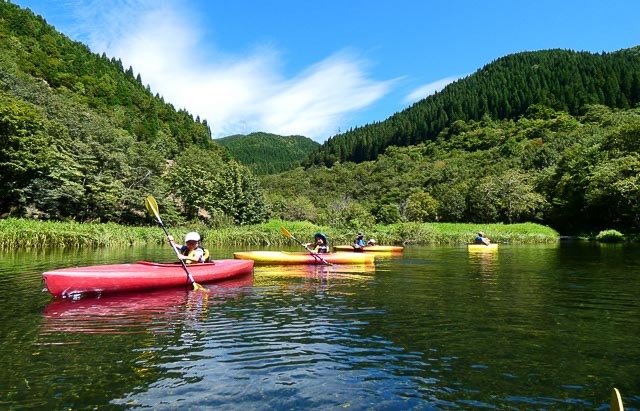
[144,195,160,219]
[192,281,210,293]
[280,226,293,238]
[611,388,624,411]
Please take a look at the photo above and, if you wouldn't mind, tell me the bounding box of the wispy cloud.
[404,76,462,105]
[67,0,395,141]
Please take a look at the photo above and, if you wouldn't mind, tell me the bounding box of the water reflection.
[1,244,639,410]
[40,274,253,335]
[254,263,376,280]
[467,248,498,276]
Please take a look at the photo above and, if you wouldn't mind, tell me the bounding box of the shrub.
[595,229,624,243]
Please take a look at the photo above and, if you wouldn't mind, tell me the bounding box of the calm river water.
[0,242,638,410]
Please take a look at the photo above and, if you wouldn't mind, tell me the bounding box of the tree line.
[3,2,640,235]
[0,2,265,226]
[215,132,319,175]
[304,47,640,167]
[262,104,640,234]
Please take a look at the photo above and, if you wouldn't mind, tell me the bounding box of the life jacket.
[313,244,329,254]
[180,245,211,263]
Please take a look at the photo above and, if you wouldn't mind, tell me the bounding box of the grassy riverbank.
[0,218,559,249]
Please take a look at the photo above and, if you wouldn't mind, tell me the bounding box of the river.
[0,242,638,410]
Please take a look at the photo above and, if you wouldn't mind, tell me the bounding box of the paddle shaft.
[157,223,199,286]
[145,196,203,289]
[280,227,332,266]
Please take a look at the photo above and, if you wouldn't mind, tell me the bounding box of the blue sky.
[13,0,640,142]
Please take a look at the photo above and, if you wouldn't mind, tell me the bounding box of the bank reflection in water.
[40,273,253,335]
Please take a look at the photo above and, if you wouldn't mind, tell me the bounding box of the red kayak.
[41,274,253,334]
[42,260,254,298]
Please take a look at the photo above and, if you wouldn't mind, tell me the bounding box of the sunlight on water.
[0,243,639,409]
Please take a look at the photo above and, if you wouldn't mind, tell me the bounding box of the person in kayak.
[306,232,329,253]
[474,231,491,246]
[367,239,376,246]
[354,232,366,249]
[168,231,212,263]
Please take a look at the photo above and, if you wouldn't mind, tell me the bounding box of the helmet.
[369,239,376,244]
[358,232,364,237]
[185,232,200,242]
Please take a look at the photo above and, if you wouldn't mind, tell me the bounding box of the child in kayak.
[168,231,212,263]
[474,231,491,246]
[306,232,329,253]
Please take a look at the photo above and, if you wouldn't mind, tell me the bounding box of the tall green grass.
[0,218,559,249]
[0,218,162,249]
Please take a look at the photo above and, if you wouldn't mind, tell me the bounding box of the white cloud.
[404,76,462,104]
[70,0,395,142]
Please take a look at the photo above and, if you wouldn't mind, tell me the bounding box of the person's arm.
[167,235,181,251]
[179,254,200,262]
[178,248,205,263]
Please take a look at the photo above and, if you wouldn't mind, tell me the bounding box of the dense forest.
[304,47,640,166]
[262,104,640,234]
[0,2,266,226]
[2,2,640,235]
[215,132,318,175]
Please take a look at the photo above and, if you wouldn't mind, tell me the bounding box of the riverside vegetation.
[0,218,558,250]
[1,3,640,240]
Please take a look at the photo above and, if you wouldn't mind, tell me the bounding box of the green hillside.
[305,47,640,167]
[216,132,319,175]
[263,103,640,234]
[3,1,640,235]
[0,2,265,226]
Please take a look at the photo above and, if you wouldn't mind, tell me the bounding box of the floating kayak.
[233,251,375,265]
[41,274,253,333]
[42,260,254,298]
[333,245,404,253]
[467,243,499,252]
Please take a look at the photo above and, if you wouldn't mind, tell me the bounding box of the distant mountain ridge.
[304,47,640,167]
[216,132,319,175]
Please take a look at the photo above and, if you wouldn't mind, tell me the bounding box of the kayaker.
[168,231,212,263]
[306,232,329,253]
[474,231,491,246]
[354,232,366,249]
[367,239,376,246]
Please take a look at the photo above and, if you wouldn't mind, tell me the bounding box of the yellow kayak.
[467,243,499,252]
[333,245,404,253]
[233,251,375,265]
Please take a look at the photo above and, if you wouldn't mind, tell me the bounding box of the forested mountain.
[215,132,319,175]
[263,104,640,234]
[3,2,640,235]
[304,47,640,167]
[0,2,266,226]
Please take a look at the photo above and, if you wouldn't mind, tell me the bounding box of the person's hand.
[168,235,174,242]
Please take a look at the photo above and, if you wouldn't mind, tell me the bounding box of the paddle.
[280,226,333,266]
[611,388,624,411]
[144,195,209,292]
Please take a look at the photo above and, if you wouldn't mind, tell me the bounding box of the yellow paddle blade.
[192,281,210,293]
[144,195,160,218]
[280,226,293,238]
